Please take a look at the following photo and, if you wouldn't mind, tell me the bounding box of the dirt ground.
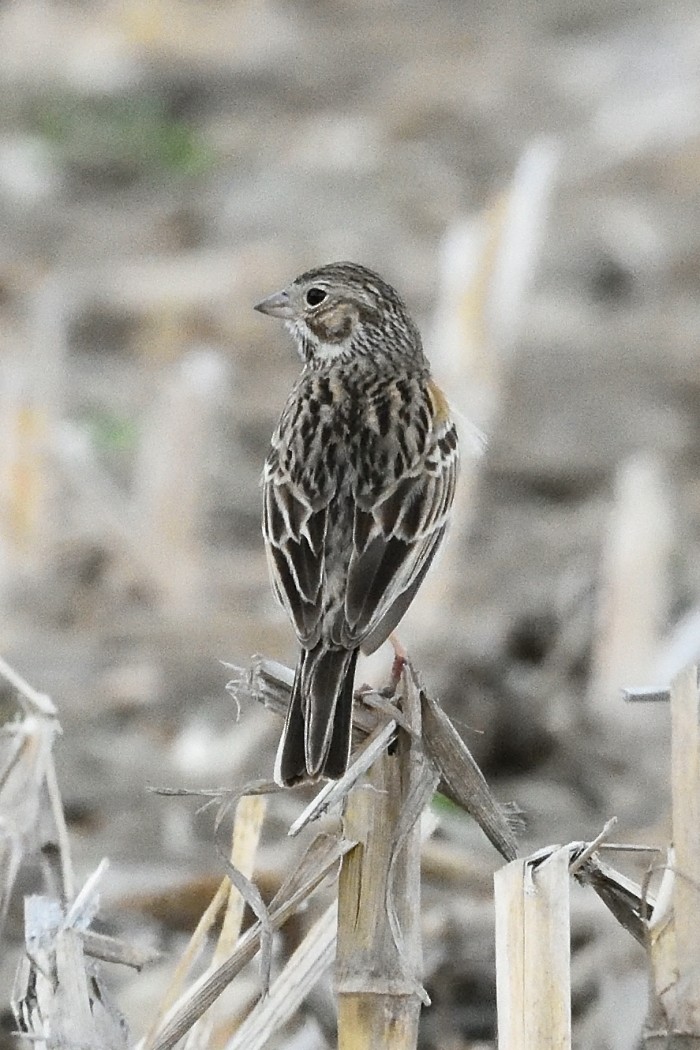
[2,0,700,1046]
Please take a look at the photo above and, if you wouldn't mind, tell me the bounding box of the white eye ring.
[305,287,327,307]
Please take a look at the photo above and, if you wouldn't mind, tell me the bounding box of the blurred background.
[2,0,700,1046]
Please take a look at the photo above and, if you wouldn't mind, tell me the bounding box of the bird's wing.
[262,456,331,648]
[344,384,459,652]
[263,379,459,653]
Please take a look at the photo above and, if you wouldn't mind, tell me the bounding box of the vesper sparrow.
[255,262,459,785]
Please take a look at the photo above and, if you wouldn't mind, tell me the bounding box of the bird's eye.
[305,287,327,307]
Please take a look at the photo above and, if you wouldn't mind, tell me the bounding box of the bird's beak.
[254,289,294,319]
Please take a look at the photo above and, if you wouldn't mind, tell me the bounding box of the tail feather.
[321,656,357,780]
[274,663,307,786]
[275,646,358,786]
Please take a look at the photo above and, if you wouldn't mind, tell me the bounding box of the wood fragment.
[494,846,572,1050]
[224,903,337,1050]
[142,877,230,1047]
[217,794,268,962]
[421,686,518,861]
[668,668,700,982]
[181,794,268,1050]
[0,654,57,716]
[591,454,672,718]
[622,687,671,703]
[288,720,397,837]
[142,834,355,1050]
[336,667,426,1050]
[80,929,160,970]
[0,275,66,571]
[134,350,229,610]
[568,817,617,875]
[14,894,129,1049]
[643,666,700,1046]
[0,712,59,934]
[575,854,656,946]
[486,139,561,360]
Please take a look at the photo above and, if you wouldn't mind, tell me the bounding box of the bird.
[255,262,459,786]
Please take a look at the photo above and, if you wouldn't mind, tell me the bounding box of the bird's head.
[254,262,424,368]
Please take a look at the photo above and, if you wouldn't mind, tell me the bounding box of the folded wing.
[263,407,459,654]
[346,420,459,653]
[262,470,330,647]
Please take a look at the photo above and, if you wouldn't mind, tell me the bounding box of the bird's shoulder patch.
[427,377,451,427]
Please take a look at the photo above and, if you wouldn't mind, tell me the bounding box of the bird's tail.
[275,645,358,787]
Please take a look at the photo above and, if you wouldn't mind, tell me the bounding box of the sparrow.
[255,262,459,786]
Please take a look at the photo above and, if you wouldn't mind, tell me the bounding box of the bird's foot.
[388,632,407,690]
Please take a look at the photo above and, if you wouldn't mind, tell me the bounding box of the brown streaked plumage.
[255,262,459,786]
